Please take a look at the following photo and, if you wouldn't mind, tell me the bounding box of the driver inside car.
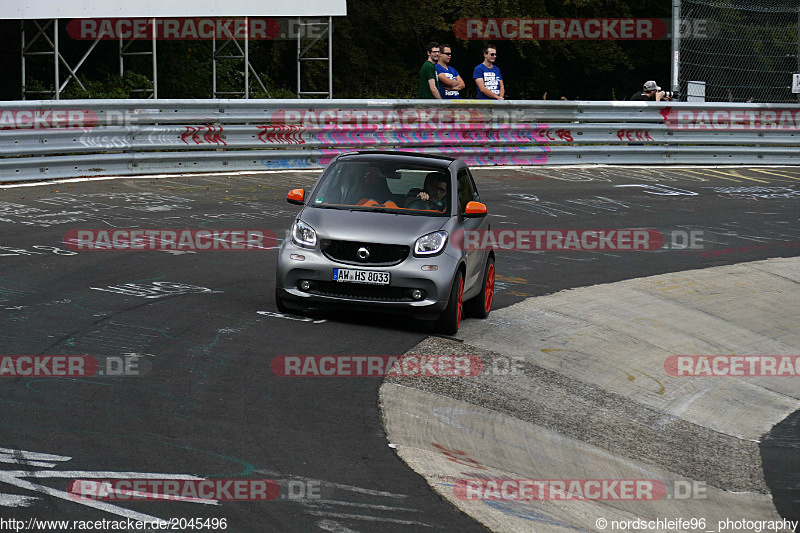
[404,172,448,211]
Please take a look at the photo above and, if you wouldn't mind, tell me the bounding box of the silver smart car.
[275,151,494,334]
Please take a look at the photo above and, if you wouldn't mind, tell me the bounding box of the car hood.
[297,206,448,245]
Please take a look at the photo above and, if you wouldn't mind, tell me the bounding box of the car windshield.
[309,160,451,216]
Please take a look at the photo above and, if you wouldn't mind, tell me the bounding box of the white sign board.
[792,73,800,94]
[2,0,346,19]
[687,80,706,102]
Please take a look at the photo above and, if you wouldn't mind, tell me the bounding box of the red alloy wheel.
[456,276,464,327]
[484,263,495,312]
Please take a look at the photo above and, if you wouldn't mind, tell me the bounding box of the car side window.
[466,168,480,202]
[457,169,478,213]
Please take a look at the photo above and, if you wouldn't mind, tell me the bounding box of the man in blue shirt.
[435,44,465,99]
[473,45,504,100]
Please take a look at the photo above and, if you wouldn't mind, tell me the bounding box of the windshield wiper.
[311,204,348,210]
[313,204,445,216]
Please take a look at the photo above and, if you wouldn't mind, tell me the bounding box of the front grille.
[321,240,409,266]
[309,281,413,302]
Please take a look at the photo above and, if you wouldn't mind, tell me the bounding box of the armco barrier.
[1,99,799,182]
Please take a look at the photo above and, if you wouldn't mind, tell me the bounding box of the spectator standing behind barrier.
[419,42,442,99]
[473,45,504,100]
[630,80,671,101]
[435,44,464,99]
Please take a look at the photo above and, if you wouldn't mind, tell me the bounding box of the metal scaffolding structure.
[119,24,157,99]
[20,18,335,100]
[8,1,345,100]
[21,19,157,100]
[23,20,71,99]
[297,16,332,98]
[212,17,271,99]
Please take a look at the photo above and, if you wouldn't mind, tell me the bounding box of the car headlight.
[414,231,448,256]
[291,220,317,248]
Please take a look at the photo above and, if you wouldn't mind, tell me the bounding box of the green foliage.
[318,0,672,100]
[157,41,212,98]
[14,1,677,100]
[251,74,296,99]
[60,70,153,99]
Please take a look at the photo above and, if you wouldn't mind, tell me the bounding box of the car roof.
[336,151,456,167]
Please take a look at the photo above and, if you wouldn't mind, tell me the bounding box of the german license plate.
[332,268,390,285]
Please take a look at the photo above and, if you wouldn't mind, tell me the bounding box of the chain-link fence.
[677,0,800,103]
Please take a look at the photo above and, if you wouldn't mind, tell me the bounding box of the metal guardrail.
[1,99,799,182]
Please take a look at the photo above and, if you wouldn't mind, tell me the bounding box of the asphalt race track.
[1,165,799,531]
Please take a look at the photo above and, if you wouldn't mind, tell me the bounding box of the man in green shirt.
[418,42,442,99]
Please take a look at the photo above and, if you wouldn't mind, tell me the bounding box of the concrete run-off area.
[381,257,800,532]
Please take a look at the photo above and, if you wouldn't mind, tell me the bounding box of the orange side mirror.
[287,189,305,205]
[464,201,487,217]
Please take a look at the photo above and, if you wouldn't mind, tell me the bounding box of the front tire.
[275,287,291,314]
[465,256,494,319]
[435,270,464,335]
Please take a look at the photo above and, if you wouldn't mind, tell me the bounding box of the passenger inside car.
[344,166,395,206]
